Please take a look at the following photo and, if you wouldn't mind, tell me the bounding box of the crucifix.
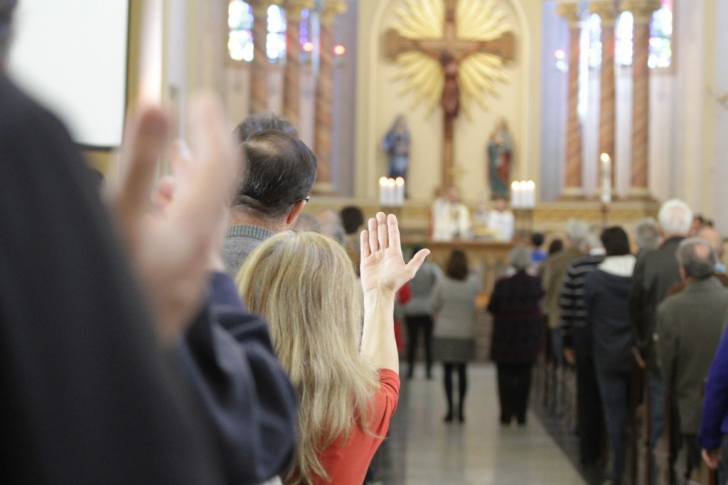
[385,0,514,189]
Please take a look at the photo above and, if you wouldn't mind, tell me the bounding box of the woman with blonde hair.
[237,213,428,485]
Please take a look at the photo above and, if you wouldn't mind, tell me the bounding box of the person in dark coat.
[629,199,692,485]
[585,226,637,485]
[487,245,544,425]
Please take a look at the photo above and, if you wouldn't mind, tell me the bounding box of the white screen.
[8,0,129,148]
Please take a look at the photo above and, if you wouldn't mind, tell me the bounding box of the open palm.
[359,213,430,294]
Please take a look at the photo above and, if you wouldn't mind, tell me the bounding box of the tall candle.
[525,180,536,208]
[379,177,388,206]
[395,177,405,206]
[600,153,612,204]
[386,178,396,206]
[511,181,520,209]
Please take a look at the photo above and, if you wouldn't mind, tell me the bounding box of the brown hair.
[445,249,468,280]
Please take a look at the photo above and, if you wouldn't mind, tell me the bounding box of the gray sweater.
[222,225,275,279]
[432,274,481,339]
[403,262,441,316]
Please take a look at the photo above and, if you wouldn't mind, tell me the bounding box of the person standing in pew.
[657,238,728,480]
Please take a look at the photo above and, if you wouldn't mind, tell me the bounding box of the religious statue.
[431,186,472,241]
[381,114,411,181]
[487,118,512,199]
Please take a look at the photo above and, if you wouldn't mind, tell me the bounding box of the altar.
[402,238,518,296]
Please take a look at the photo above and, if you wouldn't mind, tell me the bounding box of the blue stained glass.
[227,1,287,63]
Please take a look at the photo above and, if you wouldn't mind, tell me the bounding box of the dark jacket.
[586,256,636,373]
[629,236,684,366]
[0,73,222,484]
[699,325,728,450]
[487,271,544,363]
[179,272,298,484]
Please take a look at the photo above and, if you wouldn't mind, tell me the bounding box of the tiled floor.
[376,363,588,485]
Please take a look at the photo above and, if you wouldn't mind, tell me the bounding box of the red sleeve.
[368,369,401,436]
[398,283,412,304]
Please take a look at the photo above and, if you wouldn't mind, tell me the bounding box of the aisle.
[379,364,587,485]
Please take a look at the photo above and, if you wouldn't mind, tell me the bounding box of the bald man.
[667,226,728,296]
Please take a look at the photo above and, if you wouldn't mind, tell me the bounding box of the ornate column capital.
[556,3,582,27]
[284,0,314,21]
[589,0,619,26]
[620,0,662,24]
[320,0,347,25]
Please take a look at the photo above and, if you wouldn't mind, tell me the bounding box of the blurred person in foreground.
[0,0,238,479]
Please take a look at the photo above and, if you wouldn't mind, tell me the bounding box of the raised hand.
[359,212,430,295]
[105,93,240,344]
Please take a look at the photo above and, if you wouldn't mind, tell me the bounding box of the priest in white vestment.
[431,187,472,241]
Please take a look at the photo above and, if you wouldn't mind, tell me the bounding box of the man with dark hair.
[657,238,728,479]
[235,111,298,141]
[585,226,636,485]
[224,129,317,276]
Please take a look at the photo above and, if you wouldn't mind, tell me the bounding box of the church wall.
[538,1,567,201]
[355,0,544,204]
[712,0,728,233]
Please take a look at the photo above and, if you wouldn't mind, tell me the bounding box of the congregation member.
[237,213,429,484]
[223,124,317,276]
[0,0,245,478]
[585,226,636,485]
[529,232,547,275]
[699,317,728,483]
[634,217,660,260]
[486,196,515,242]
[630,198,693,482]
[656,238,728,479]
[403,244,441,379]
[432,249,482,423]
[559,228,606,466]
[541,219,589,366]
[487,246,544,426]
[667,225,728,295]
[156,145,298,484]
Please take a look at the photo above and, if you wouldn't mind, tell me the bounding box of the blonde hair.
[236,231,379,484]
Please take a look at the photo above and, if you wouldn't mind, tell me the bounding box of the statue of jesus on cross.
[385,0,514,188]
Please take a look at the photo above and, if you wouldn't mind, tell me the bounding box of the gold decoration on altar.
[388,0,512,117]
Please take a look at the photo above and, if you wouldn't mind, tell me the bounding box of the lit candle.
[386,178,396,206]
[510,181,520,209]
[525,180,536,208]
[379,177,388,206]
[600,153,612,204]
[395,177,405,206]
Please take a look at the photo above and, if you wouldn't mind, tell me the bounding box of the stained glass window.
[266,5,286,62]
[587,0,673,69]
[228,0,254,62]
[227,1,288,63]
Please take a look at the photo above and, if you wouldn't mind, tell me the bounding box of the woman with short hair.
[237,213,428,485]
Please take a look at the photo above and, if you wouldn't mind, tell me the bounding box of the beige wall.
[355,0,543,203]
